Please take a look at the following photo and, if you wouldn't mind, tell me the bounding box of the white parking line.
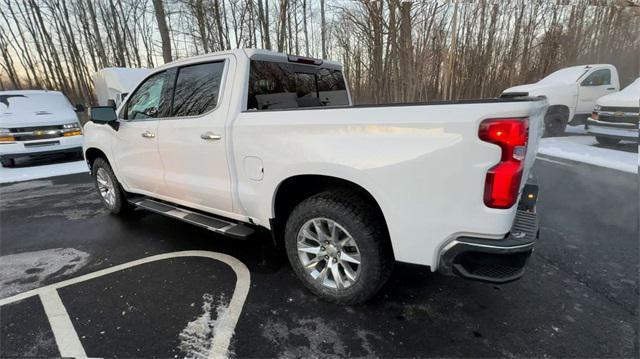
[0,250,250,359]
[39,289,88,358]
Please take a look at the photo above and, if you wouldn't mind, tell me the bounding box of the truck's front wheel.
[284,190,393,304]
[92,158,132,215]
[543,111,568,137]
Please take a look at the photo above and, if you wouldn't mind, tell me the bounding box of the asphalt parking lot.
[0,157,638,358]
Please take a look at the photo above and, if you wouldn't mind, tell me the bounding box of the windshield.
[0,92,73,114]
[538,67,589,85]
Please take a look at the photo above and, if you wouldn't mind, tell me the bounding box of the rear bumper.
[585,118,639,142]
[438,186,539,284]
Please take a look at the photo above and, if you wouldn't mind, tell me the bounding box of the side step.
[131,198,254,239]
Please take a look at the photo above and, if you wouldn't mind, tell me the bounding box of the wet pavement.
[0,158,637,358]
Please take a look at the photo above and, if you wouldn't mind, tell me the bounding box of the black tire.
[92,157,132,215]
[543,111,568,137]
[596,136,621,146]
[1,158,15,167]
[284,190,393,304]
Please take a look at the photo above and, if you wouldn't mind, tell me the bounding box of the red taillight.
[479,118,529,209]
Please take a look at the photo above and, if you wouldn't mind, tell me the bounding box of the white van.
[586,78,639,145]
[92,68,152,108]
[0,90,84,167]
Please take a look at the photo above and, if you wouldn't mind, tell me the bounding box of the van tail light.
[479,118,529,209]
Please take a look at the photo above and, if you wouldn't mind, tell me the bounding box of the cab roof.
[155,48,342,72]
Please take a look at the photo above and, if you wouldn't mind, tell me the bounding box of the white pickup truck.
[502,64,620,136]
[83,49,546,304]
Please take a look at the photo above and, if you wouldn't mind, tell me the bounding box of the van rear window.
[247,60,349,111]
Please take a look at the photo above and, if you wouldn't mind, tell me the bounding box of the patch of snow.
[537,136,638,174]
[564,125,588,135]
[179,293,230,359]
[0,160,88,184]
[0,248,90,298]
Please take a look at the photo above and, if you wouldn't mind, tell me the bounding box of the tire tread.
[285,189,393,304]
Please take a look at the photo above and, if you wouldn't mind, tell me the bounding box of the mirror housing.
[89,106,119,130]
[74,103,86,112]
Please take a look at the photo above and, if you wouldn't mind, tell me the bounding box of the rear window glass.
[172,61,225,117]
[247,60,349,111]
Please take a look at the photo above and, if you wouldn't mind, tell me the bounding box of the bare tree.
[152,0,172,63]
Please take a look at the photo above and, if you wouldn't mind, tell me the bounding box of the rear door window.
[247,60,349,110]
[172,61,225,117]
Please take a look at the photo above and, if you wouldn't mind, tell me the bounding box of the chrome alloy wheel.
[296,218,362,289]
[96,167,116,208]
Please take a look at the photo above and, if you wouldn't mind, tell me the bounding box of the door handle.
[607,87,616,90]
[200,132,222,140]
[141,131,155,138]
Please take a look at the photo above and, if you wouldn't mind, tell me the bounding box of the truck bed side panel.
[232,100,546,268]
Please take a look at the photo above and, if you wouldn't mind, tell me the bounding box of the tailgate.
[521,100,547,190]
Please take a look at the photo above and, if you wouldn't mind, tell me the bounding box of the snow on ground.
[0,160,88,184]
[179,293,231,359]
[564,124,588,135]
[537,136,638,174]
[0,248,90,298]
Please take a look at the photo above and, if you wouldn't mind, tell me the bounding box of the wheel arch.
[270,174,393,256]
[84,147,109,174]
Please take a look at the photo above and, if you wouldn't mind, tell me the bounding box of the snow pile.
[564,125,588,135]
[0,248,90,298]
[0,160,88,184]
[537,136,638,174]
[179,293,230,359]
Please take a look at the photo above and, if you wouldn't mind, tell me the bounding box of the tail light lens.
[479,118,529,209]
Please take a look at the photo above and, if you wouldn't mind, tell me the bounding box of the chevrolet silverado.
[83,49,547,304]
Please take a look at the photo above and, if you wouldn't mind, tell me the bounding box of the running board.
[132,198,254,239]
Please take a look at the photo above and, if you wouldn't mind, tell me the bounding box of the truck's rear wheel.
[595,136,621,146]
[92,158,132,215]
[284,190,393,304]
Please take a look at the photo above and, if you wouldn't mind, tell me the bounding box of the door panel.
[113,71,169,194]
[577,68,616,113]
[113,120,162,193]
[157,59,234,213]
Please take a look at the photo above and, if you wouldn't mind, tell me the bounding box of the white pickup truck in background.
[502,64,620,136]
[586,77,640,145]
[83,49,546,304]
